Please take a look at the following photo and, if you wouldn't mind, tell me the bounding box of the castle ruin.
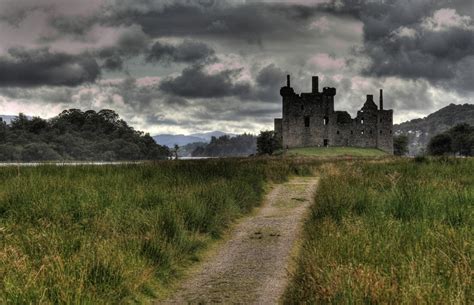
[274,75,393,154]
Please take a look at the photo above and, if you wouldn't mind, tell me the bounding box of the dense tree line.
[191,134,256,157]
[428,123,474,156]
[0,109,169,161]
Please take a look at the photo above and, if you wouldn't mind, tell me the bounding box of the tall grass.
[0,158,318,304]
[284,158,473,304]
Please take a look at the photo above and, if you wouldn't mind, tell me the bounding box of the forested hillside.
[0,109,169,161]
[191,134,256,157]
[394,104,474,155]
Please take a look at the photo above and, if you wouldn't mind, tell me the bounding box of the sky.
[0,0,473,135]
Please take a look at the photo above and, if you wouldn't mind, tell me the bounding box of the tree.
[428,133,452,156]
[427,123,474,156]
[0,109,169,161]
[449,123,474,156]
[393,135,408,156]
[256,130,280,155]
[173,144,179,160]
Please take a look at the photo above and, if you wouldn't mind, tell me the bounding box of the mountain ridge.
[394,103,474,155]
[153,131,236,147]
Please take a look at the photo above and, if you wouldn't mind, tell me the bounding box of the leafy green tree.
[428,134,452,156]
[173,144,180,160]
[256,130,280,155]
[427,123,474,156]
[0,109,169,161]
[393,135,409,156]
[449,123,474,156]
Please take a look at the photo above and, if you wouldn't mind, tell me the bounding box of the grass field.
[287,146,387,157]
[284,158,473,304]
[0,159,318,304]
[2,156,472,304]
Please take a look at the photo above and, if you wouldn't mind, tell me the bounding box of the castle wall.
[275,75,394,154]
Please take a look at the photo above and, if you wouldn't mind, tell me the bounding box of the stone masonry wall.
[275,76,393,154]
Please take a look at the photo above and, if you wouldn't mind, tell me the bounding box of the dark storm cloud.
[49,15,98,37]
[254,64,287,102]
[102,55,124,71]
[0,48,100,87]
[97,25,149,70]
[159,64,251,99]
[93,1,321,45]
[320,0,474,91]
[146,40,215,64]
[159,62,286,103]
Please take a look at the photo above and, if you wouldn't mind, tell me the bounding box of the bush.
[256,130,281,155]
[428,133,452,155]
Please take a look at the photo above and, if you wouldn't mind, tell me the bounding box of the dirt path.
[161,177,318,304]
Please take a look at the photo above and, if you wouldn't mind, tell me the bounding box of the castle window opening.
[336,130,340,135]
[380,118,382,123]
[369,130,372,134]
[323,116,328,125]
[324,139,329,147]
[380,130,382,134]
[390,130,392,134]
[351,130,353,134]
[361,130,364,135]
[304,116,310,127]
[361,118,364,124]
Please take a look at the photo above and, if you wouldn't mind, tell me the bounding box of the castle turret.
[280,74,295,97]
[362,94,377,111]
[312,76,319,93]
[379,89,383,110]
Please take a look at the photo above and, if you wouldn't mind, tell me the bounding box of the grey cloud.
[253,63,287,102]
[98,25,149,69]
[102,55,124,71]
[0,47,100,87]
[146,40,215,64]
[159,64,251,99]
[49,15,98,37]
[95,1,322,45]
[321,0,474,92]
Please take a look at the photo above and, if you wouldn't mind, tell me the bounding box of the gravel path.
[161,177,319,305]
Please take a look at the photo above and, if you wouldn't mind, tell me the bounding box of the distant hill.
[191,134,256,157]
[394,103,474,155]
[153,131,235,147]
[1,115,32,124]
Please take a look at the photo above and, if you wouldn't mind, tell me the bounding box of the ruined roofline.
[281,74,392,112]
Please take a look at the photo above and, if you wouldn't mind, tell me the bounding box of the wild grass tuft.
[284,158,473,304]
[1,158,319,304]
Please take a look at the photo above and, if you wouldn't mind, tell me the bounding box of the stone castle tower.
[274,75,393,154]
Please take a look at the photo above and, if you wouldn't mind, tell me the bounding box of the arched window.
[361,118,364,124]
